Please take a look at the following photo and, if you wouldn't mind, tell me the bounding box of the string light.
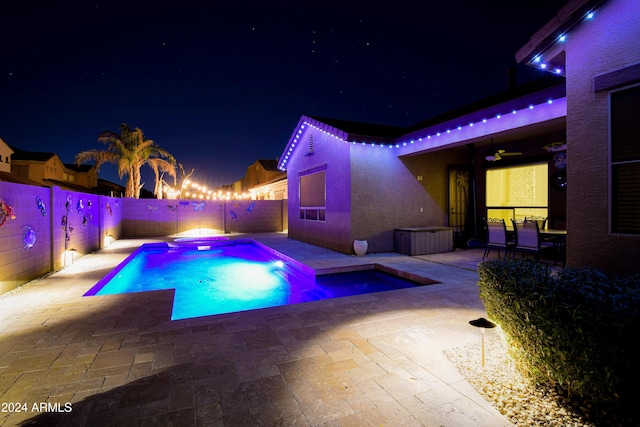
[277,8,593,172]
[529,8,597,76]
[162,177,251,201]
[278,96,564,171]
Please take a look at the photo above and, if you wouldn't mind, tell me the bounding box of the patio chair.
[525,216,548,230]
[511,219,555,261]
[526,215,557,247]
[483,218,514,259]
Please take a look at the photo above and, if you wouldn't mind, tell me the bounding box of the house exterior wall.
[44,156,65,181]
[249,178,288,200]
[0,139,12,173]
[11,155,97,189]
[243,161,285,192]
[565,0,640,272]
[12,159,41,182]
[400,150,469,217]
[287,128,353,253]
[350,147,458,253]
[284,121,471,254]
[72,167,98,188]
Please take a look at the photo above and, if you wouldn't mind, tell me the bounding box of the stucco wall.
[0,183,52,293]
[287,128,353,253]
[1,179,286,293]
[121,199,286,237]
[51,188,101,270]
[0,182,123,293]
[286,124,469,254]
[565,0,640,272]
[401,149,469,214]
[101,196,123,245]
[350,147,453,253]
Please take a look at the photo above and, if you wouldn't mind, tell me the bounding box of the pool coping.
[313,263,440,285]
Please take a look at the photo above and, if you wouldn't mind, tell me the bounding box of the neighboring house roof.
[0,138,14,154]
[0,173,124,195]
[516,0,606,75]
[9,146,57,162]
[97,178,125,190]
[64,163,95,173]
[96,179,126,197]
[256,159,280,171]
[42,178,100,193]
[0,171,46,187]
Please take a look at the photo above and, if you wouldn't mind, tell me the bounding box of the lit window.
[486,163,548,222]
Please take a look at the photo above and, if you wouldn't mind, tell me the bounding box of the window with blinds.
[486,163,548,222]
[611,84,640,234]
[299,170,326,221]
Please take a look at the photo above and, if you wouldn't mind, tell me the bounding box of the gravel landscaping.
[445,330,607,427]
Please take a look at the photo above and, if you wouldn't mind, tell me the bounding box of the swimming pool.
[84,239,421,320]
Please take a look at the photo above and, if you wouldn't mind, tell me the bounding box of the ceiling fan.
[485,149,522,161]
[542,141,567,152]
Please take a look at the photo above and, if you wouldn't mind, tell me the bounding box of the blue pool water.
[84,239,419,320]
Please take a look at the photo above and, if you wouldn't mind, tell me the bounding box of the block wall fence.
[0,181,288,294]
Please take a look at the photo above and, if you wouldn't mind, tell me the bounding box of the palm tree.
[76,124,176,198]
[149,160,177,199]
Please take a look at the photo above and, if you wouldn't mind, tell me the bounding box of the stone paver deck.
[0,233,512,426]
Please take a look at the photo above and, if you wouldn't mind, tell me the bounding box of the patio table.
[540,229,567,265]
[539,228,567,237]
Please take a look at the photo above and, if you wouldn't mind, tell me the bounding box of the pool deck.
[0,233,513,426]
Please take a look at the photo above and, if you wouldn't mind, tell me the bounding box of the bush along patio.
[477,258,640,425]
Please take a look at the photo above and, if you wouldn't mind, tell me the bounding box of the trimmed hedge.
[478,258,640,415]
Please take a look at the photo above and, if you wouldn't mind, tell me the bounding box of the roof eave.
[277,115,349,171]
[516,0,607,75]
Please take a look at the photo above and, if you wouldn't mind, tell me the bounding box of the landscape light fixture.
[469,317,497,367]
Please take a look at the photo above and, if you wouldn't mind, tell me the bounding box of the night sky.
[1,1,566,189]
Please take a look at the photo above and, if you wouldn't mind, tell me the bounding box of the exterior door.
[448,166,469,248]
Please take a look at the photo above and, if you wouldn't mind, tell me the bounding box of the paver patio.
[0,233,512,426]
